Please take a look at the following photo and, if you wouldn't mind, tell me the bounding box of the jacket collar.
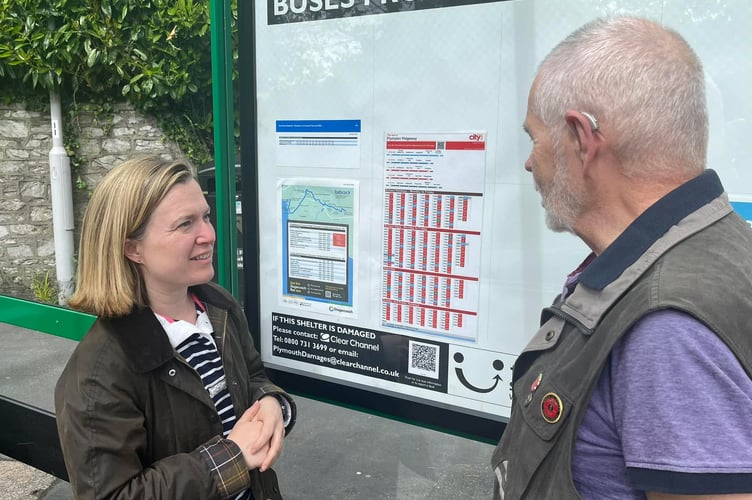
[554,169,731,333]
[579,169,724,291]
[108,282,235,373]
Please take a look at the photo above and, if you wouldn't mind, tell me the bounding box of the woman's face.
[125,179,215,297]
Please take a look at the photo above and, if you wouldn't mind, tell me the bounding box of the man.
[492,16,752,500]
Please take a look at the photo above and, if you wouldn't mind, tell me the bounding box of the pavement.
[0,324,496,500]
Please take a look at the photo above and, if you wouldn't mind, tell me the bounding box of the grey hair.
[532,16,707,178]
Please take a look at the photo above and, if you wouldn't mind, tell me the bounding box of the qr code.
[436,141,445,150]
[408,341,440,379]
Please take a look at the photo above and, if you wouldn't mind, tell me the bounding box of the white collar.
[155,310,216,349]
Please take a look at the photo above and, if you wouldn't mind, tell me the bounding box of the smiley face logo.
[453,352,504,393]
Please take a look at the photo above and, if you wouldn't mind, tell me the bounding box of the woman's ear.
[124,239,142,264]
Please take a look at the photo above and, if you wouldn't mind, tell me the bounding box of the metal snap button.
[168,369,176,376]
[545,330,556,341]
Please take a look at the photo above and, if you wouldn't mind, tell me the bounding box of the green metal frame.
[0,295,94,341]
[0,295,89,481]
[210,0,239,298]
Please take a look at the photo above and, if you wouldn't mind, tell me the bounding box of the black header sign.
[272,312,449,393]
[268,0,507,25]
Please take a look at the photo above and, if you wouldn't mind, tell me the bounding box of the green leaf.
[86,48,98,67]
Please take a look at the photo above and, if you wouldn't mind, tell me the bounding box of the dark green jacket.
[493,184,752,499]
[55,281,295,499]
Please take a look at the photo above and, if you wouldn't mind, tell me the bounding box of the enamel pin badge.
[525,373,543,406]
[541,392,563,424]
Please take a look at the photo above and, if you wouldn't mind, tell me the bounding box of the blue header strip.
[730,201,752,224]
[276,120,361,133]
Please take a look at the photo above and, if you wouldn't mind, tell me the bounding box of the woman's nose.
[199,219,216,243]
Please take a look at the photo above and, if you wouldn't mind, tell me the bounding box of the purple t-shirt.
[572,309,752,498]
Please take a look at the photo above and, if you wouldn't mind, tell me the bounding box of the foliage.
[0,0,211,102]
[0,0,238,167]
[31,271,57,304]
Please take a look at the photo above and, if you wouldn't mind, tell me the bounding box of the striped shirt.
[156,298,251,500]
[176,333,236,436]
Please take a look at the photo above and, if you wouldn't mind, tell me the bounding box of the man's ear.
[124,239,142,264]
[564,110,599,165]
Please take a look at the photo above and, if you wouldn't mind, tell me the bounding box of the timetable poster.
[275,119,361,169]
[381,132,486,341]
[279,178,359,319]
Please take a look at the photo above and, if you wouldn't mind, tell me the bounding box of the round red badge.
[541,392,563,424]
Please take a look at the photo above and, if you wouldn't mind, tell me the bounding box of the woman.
[55,157,295,499]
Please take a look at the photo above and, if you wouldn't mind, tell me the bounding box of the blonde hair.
[68,157,196,317]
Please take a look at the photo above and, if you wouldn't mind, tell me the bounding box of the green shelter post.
[210,0,238,298]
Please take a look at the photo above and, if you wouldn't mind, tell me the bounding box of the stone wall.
[0,102,182,301]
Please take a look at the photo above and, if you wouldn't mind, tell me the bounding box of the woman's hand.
[227,402,270,470]
[250,395,286,471]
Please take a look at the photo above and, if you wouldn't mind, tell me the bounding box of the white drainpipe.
[48,89,75,304]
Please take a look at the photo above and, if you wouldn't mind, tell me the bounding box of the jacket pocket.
[251,467,283,500]
[491,374,575,499]
[516,375,573,442]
